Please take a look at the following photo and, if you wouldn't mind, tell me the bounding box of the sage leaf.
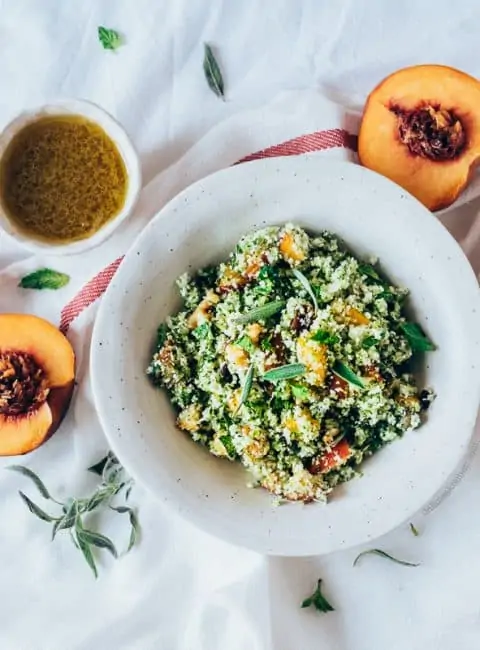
[203,43,225,99]
[77,528,118,558]
[353,548,420,568]
[18,491,57,523]
[400,322,436,352]
[127,509,139,552]
[332,361,365,389]
[301,579,334,613]
[410,523,419,537]
[87,455,111,477]
[19,268,70,290]
[110,506,140,553]
[292,269,318,314]
[52,502,77,540]
[235,364,254,413]
[235,300,285,325]
[76,532,98,578]
[358,263,384,284]
[263,363,306,382]
[98,26,123,51]
[7,465,51,499]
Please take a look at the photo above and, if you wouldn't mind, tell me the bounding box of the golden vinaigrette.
[0,115,128,243]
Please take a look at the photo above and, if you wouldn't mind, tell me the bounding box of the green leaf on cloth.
[19,268,70,290]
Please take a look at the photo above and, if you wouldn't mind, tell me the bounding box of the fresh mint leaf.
[98,26,123,51]
[19,268,69,290]
[301,579,335,613]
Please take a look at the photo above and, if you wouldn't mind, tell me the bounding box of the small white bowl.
[0,99,142,256]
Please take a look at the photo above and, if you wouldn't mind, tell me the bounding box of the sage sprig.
[235,363,254,413]
[400,322,436,352]
[292,269,318,314]
[263,363,306,382]
[332,361,365,389]
[203,43,225,100]
[235,300,285,324]
[353,548,420,568]
[8,452,139,578]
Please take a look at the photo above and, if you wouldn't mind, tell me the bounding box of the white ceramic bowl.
[91,156,480,556]
[0,99,142,255]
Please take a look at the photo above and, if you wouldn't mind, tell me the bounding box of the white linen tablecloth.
[1,2,480,649]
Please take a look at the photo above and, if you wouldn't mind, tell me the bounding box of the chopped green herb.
[156,323,168,347]
[362,335,378,349]
[220,434,237,458]
[311,330,340,345]
[332,361,365,389]
[193,322,211,339]
[260,335,273,352]
[263,363,306,382]
[236,335,256,353]
[19,268,70,290]
[291,383,310,400]
[255,265,277,295]
[353,548,420,568]
[400,322,436,352]
[301,579,335,613]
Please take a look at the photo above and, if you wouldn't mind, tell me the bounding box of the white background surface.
[1,1,480,649]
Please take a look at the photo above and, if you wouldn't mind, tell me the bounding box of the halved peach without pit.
[0,314,75,456]
[358,64,480,211]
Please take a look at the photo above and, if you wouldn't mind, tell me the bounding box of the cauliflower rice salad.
[147,224,435,503]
